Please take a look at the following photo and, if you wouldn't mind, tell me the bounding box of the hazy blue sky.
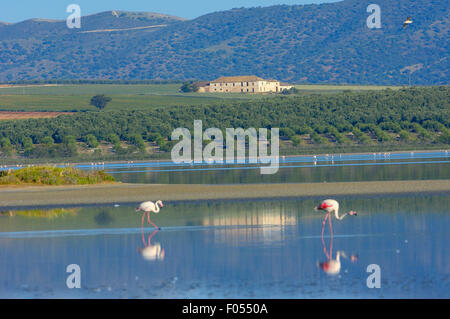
[1,0,339,23]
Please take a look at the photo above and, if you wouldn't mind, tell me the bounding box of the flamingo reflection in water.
[315,199,358,275]
[318,250,358,276]
[138,227,165,261]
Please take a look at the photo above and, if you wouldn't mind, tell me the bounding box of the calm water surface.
[1,194,448,298]
[88,151,450,184]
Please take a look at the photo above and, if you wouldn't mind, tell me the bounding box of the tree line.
[0,87,448,159]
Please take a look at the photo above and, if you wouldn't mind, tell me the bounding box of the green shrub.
[85,134,99,148]
[399,130,412,141]
[0,137,13,155]
[0,166,116,185]
[42,136,54,145]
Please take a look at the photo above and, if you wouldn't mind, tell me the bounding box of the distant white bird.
[315,199,357,221]
[403,17,413,29]
[136,200,164,230]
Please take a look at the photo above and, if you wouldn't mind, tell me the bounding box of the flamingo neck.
[154,203,160,213]
[334,208,347,221]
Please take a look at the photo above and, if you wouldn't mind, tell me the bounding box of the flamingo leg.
[149,219,160,230]
[328,212,333,258]
[321,213,331,260]
[321,213,327,240]
[147,212,160,230]
[148,229,159,246]
[141,212,147,246]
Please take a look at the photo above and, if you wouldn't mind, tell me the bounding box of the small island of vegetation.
[0,166,116,186]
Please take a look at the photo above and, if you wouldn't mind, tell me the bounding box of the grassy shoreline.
[0,180,448,209]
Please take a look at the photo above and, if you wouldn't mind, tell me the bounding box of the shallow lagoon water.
[89,151,450,184]
[0,194,449,299]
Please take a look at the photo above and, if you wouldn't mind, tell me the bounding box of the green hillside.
[0,0,448,84]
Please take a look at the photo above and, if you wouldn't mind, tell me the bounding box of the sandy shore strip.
[0,180,449,208]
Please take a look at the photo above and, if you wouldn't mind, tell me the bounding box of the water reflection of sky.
[100,151,450,184]
[2,151,448,184]
[0,194,448,298]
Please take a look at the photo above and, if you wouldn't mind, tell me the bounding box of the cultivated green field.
[293,84,402,93]
[0,84,402,112]
[0,84,256,112]
[0,94,238,112]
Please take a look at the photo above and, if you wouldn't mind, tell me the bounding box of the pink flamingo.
[136,200,164,230]
[315,199,358,275]
[315,199,357,221]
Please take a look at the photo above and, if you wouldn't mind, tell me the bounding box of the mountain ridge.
[1,10,186,25]
[0,0,448,84]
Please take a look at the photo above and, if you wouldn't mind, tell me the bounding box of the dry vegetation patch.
[0,111,73,120]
